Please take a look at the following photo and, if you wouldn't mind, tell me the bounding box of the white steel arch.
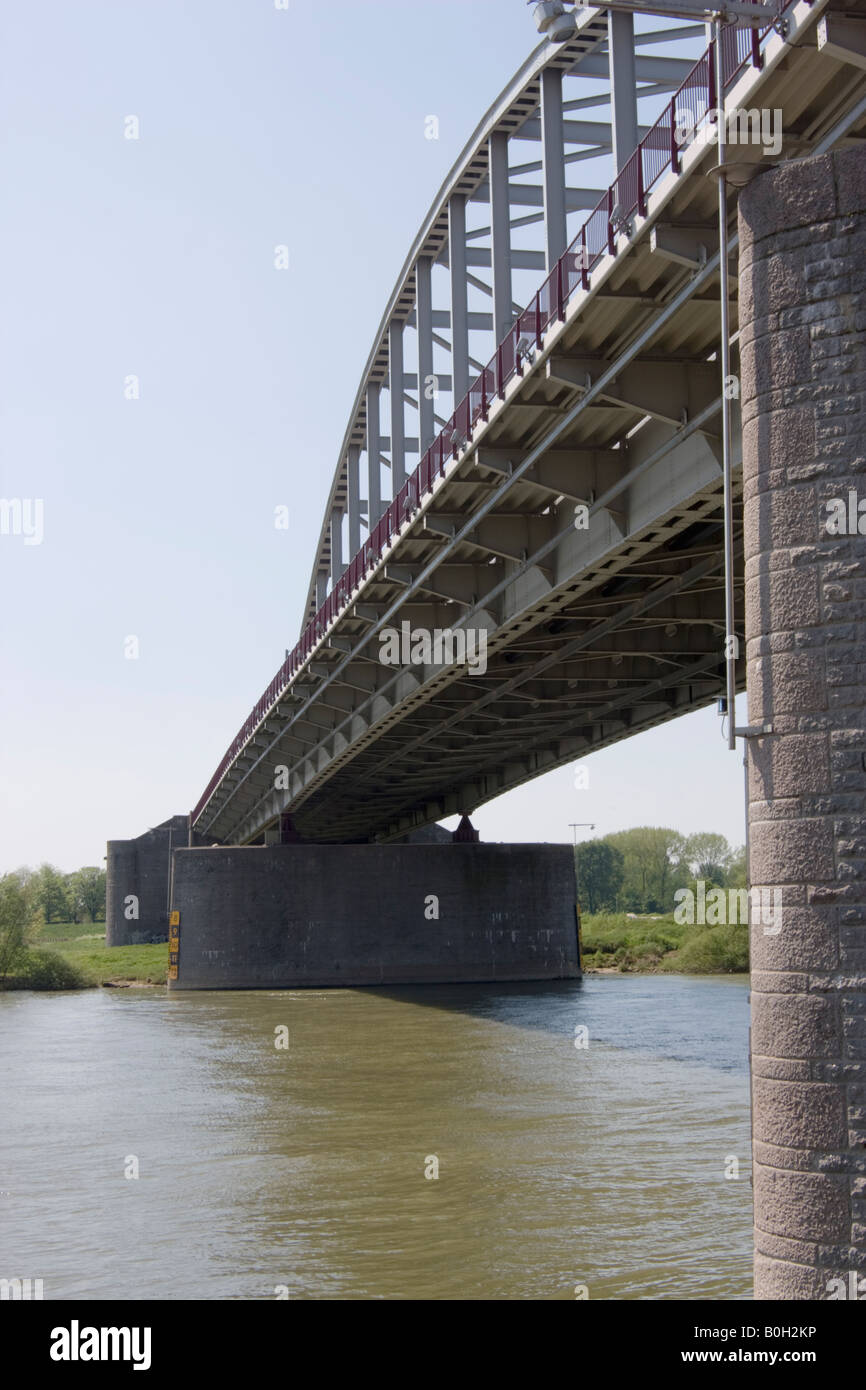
[301,6,705,628]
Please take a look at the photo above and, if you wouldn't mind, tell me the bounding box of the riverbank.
[3,924,167,989]
[581,912,749,974]
[1,913,749,990]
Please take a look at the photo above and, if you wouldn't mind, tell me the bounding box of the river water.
[0,974,752,1300]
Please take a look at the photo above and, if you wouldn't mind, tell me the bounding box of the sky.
[0,0,747,873]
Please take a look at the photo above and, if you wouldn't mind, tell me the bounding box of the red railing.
[191,4,793,825]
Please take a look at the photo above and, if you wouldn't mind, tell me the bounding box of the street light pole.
[713,17,738,752]
[569,820,596,889]
[569,821,596,967]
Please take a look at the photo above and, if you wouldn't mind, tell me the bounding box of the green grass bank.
[581,911,749,973]
[3,924,167,989]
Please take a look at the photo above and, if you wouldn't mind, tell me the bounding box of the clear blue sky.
[0,0,746,872]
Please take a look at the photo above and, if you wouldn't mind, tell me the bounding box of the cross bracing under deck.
[191,0,866,844]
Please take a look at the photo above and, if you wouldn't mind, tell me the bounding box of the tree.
[604,827,688,912]
[33,863,71,924]
[683,832,733,885]
[0,873,41,983]
[69,867,106,923]
[576,839,624,913]
[726,844,748,890]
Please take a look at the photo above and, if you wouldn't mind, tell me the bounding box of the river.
[0,974,752,1300]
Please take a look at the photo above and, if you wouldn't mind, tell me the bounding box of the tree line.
[576,828,746,915]
[1,863,106,926]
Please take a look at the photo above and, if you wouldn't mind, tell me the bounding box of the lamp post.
[569,820,595,897]
[569,822,596,966]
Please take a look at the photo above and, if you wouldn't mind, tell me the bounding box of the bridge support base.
[740,145,866,1299]
[166,842,579,990]
[106,816,208,946]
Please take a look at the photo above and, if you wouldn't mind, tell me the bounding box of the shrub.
[665,924,749,974]
[0,874,41,982]
[11,948,90,990]
[634,938,666,959]
[581,912,686,955]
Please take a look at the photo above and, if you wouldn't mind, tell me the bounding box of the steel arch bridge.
[190,0,866,847]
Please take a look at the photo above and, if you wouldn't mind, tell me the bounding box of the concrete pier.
[167,842,579,990]
[740,146,866,1299]
[106,815,210,945]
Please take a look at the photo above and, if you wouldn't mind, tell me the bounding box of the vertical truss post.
[389,318,406,494]
[416,255,435,452]
[448,193,469,402]
[541,66,567,270]
[608,10,639,176]
[329,506,345,586]
[489,129,513,343]
[347,443,361,556]
[366,381,382,526]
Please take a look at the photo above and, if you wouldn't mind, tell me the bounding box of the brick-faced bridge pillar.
[740,146,866,1300]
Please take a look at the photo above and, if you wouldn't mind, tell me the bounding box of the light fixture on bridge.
[610,200,634,239]
[516,335,534,364]
[707,159,769,189]
[532,1,579,41]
